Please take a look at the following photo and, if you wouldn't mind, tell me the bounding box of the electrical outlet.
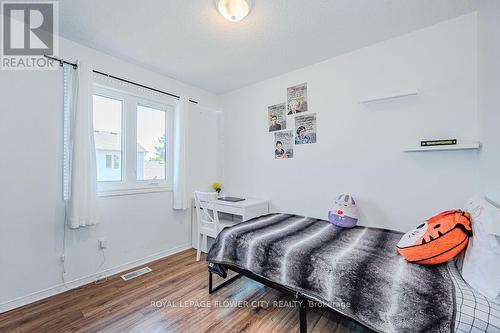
[98,238,107,249]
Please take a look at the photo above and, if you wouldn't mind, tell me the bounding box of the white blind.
[63,65,75,201]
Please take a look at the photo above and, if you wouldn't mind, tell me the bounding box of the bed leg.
[208,269,242,294]
[208,271,213,294]
[299,298,307,333]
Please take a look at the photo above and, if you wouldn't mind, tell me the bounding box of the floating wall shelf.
[360,90,418,103]
[403,142,481,152]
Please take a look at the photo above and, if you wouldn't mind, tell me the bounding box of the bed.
[206,213,500,333]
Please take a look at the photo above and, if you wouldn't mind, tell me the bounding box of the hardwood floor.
[0,249,368,333]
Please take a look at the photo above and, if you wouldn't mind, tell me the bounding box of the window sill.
[98,186,173,197]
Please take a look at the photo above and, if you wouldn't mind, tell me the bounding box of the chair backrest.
[194,191,219,227]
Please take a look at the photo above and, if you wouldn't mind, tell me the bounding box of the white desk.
[212,198,270,222]
[192,197,270,252]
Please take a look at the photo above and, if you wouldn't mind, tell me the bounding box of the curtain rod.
[44,55,198,104]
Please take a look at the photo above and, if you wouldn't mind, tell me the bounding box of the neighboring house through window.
[95,131,143,178]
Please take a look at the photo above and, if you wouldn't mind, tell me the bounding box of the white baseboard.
[0,243,193,314]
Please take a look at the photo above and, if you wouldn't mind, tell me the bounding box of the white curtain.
[64,60,99,228]
[173,96,190,210]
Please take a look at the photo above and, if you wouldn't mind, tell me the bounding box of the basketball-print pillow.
[397,210,473,265]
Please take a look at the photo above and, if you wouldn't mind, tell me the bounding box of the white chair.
[194,191,234,261]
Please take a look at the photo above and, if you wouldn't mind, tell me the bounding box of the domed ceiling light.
[216,0,252,22]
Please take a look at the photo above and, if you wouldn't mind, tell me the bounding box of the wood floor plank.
[0,249,369,333]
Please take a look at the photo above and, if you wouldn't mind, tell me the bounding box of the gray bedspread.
[207,213,455,333]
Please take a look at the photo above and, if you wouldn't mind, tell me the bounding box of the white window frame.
[93,84,174,196]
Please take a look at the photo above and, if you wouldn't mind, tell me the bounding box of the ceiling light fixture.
[216,0,252,22]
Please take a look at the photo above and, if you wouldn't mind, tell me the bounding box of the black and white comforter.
[207,213,455,333]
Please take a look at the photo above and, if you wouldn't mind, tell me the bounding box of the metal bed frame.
[208,264,375,333]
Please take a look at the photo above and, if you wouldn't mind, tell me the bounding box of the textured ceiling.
[59,0,478,94]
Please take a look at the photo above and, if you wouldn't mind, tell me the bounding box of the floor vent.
[121,267,152,281]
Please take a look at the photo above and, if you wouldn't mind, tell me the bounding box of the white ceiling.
[59,0,478,94]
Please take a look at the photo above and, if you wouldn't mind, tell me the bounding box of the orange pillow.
[397,210,473,265]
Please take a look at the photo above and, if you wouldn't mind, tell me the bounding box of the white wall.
[0,37,221,311]
[188,105,224,246]
[477,1,500,203]
[220,13,479,232]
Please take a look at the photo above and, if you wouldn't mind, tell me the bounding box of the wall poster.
[295,113,317,144]
[268,103,286,132]
[287,82,308,114]
[274,130,294,159]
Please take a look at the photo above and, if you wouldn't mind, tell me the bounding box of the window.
[93,95,122,182]
[92,86,174,195]
[104,154,120,169]
[137,105,167,181]
[113,155,120,169]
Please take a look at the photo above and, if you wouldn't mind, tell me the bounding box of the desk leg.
[202,234,208,253]
[191,206,194,243]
